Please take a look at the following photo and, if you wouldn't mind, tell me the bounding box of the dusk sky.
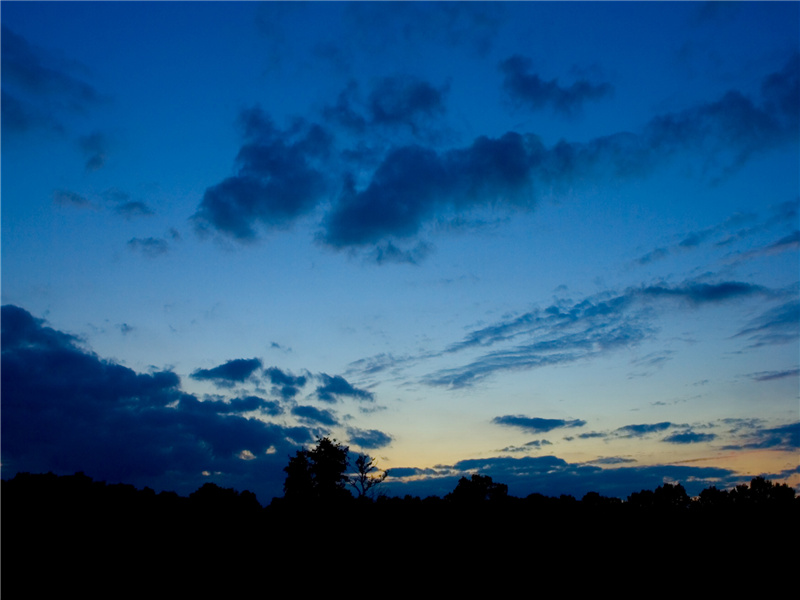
[2,1,798,503]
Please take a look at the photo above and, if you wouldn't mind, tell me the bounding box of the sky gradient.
[2,1,798,503]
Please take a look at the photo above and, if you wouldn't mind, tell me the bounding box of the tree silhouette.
[283,437,351,503]
[446,474,508,503]
[348,454,388,499]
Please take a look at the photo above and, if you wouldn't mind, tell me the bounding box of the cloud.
[369,76,447,129]
[263,366,307,399]
[194,55,796,260]
[53,189,92,209]
[325,55,798,255]
[492,415,586,434]
[116,202,155,220]
[315,373,375,403]
[79,131,108,170]
[723,422,800,451]
[291,405,339,427]
[179,394,282,417]
[347,428,393,450]
[422,279,773,388]
[735,299,799,347]
[192,107,332,240]
[747,368,800,382]
[384,454,738,499]
[321,132,536,248]
[1,26,106,134]
[325,75,448,137]
[128,237,169,257]
[639,281,768,305]
[614,422,673,437]
[0,305,312,502]
[500,54,613,115]
[190,358,263,386]
[662,430,717,444]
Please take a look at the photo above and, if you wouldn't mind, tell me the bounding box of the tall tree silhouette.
[283,437,351,502]
[348,454,387,499]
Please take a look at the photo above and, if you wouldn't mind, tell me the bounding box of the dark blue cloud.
[321,55,798,256]
[615,422,673,437]
[492,415,586,433]
[193,107,332,240]
[662,431,717,444]
[385,454,738,499]
[1,26,106,134]
[190,358,263,386]
[348,428,393,450]
[264,366,307,399]
[322,132,536,248]
[315,373,375,403]
[368,76,447,129]
[640,282,767,305]
[1,305,311,502]
[178,394,283,417]
[500,54,613,115]
[723,422,799,451]
[291,405,339,427]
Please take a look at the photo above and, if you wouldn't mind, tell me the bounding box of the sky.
[2,1,798,503]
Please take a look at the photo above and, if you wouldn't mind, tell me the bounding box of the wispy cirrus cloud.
[423,279,771,388]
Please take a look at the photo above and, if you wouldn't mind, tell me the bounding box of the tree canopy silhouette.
[283,437,351,503]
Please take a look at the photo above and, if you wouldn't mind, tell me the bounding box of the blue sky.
[2,1,798,503]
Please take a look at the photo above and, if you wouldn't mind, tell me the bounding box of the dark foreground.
[3,472,796,594]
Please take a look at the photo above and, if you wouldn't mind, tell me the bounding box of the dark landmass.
[3,469,796,595]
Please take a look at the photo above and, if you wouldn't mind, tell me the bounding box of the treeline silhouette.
[3,446,796,593]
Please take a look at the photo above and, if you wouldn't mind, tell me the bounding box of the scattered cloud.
[0,305,312,501]
[747,368,799,382]
[128,237,169,257]
[385,454,739,499]
[722,421,800,451]
[315,373,375,403]
[348,427,393,450]
[614,422,673,437]
[190,358,263,387]
[325,76,448,137]
[423,279,771,388]
[264,366,307,399]
[116,201,155,220]
[291,404,339,427]
[492,415,586,434]
[500,54,613,115]
[79,131,108,170]
[192,107,331,241]
[735,299,799,348]
[662,430,717,444]
[1,26,107,134]
[53,189,92,209]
